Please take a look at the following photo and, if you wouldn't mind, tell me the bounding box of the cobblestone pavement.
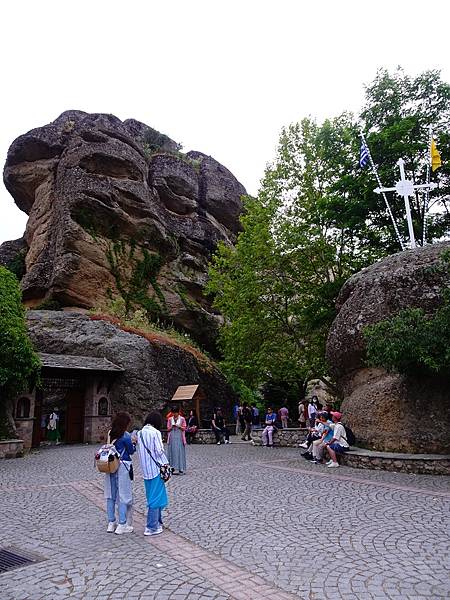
[0,442,449,599]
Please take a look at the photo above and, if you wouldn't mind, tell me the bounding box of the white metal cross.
[374,158,437,249]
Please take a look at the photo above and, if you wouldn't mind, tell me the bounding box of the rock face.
[326,242,450,453]
[26,311,234,423]
[3,111,246,351]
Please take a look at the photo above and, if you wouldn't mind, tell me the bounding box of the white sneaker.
[326,460,333,465]
[217,442,221,445]
[327,461,339,468]
[144,526,163,536]
[107,522,116,533]
[299,442,309,449]
[115,524,134,534]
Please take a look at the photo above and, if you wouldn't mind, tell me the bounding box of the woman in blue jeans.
[104,412,136,534]
[136,412,169,536]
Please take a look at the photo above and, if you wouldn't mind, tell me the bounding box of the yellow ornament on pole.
[431,139,442,172]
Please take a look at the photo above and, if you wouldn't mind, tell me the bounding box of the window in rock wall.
[98,397,109,417]
[16,397,31,419]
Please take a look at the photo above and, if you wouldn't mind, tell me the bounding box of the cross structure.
[374,158,437,249]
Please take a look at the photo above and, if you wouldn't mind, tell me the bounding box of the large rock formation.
[26,311,234,423]
[2,111,246,351]
[326,242,450,454]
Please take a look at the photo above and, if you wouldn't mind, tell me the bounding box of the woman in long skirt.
[136,412,170,536]
[167,407,187,474]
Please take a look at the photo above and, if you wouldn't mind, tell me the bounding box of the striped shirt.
[136,425,168,480]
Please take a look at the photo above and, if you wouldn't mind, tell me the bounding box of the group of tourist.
[299,409,350,468]
[102,397,349,537]
[103,407,188,537]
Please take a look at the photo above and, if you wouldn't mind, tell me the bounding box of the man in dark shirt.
[211,408,230,444]
[241,403,253,441]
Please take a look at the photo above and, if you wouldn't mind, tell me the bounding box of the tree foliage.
[208,114,374,392]
[361,68,450,249]
[0,267,40,436]
[207,68,450,397]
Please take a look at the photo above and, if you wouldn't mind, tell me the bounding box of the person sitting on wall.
[261,407,277,447]
[324,411,350,468]
[299,416,325,458]
[211,408,230,445]
[311,412,334,464]
[186,409,199,444]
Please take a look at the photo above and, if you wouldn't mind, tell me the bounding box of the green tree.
[360,68,450,248]
[0,267,40,438]
[208,68,450,398]
[208,115,371,395]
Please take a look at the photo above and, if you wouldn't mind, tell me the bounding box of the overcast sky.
[1,0,450,244]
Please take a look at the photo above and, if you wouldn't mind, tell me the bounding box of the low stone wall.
[341,449,450,475]
[191,430,217,444]
[161,429,217,444]
[0,439,24,459]
[251,427,307,447]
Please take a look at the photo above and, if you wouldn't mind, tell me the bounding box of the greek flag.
[360,141,370,168]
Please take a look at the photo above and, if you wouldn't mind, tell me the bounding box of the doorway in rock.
[40,376,85,445]
[31,389,44,448]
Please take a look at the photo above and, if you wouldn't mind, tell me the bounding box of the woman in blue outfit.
[104,412,136,535]
[136,412,170,536]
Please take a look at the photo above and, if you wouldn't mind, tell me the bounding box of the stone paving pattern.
[0,443,449,599]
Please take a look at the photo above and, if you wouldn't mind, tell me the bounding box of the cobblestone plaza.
[0,443,449,600]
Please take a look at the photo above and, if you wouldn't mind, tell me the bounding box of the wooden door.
[32,389,43,448]
[65,389,85,444]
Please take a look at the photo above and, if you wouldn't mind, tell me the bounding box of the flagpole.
[422,124,432,245]
[359,131,405,251]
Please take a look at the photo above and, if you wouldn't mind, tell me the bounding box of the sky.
[1,0,450,244]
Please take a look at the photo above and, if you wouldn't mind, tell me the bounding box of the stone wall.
[0,439,24,459]
[251,427,307,446]
[161,429,217,444]
[341,450,450,476]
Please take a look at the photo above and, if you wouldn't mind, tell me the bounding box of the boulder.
[3,111,246,351]
[326,241,450,453]
[26,310,234,423]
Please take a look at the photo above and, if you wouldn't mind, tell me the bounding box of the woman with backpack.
[104,412,135,534]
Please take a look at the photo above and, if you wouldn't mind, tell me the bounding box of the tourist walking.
[104,412,135,535]
[251,404,260,429]
[307,399,317,427]
[279,405,289,429]
[47,407,61,445]
[261,407,277,447]
[136,412,170,536]
[238,404,245,435]
[167,407,187,474]
[298,400,307,428]
[233,402,241,435]
[186,409,199,444]
[241,403,253,441]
